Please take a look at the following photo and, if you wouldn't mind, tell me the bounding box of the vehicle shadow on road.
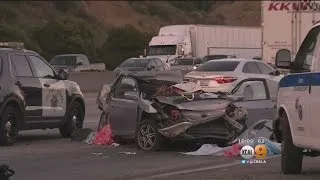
[118,139,205,152]
[15,132,63,145]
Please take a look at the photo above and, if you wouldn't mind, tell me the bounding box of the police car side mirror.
[275,49,292,69]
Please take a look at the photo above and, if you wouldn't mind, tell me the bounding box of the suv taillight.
[213,77,237,84]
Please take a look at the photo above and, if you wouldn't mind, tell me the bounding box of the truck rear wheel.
[281,112,303,174]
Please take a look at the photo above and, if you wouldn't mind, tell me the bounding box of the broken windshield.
[148,45,176,56]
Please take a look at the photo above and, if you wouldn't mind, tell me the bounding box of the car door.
[108,77,139,136]
[255,62,281,101]
[9,54,43,121]
[301,25,320,144]
[27,55,67,120]
[155,59,165,70]
[147,59,158,71]
[232,79,277,128]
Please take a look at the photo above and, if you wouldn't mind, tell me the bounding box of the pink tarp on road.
[93,124,114,145]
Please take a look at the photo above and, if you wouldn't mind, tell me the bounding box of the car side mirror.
[193,64,200,70]
[57,69,68,80]
[76,62,83,66]
[178,46,184,56]
[275,49,292,69]
[124,91,139,101]
[148,65,155,70]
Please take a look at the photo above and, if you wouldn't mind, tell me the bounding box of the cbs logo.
[240,144,267,159]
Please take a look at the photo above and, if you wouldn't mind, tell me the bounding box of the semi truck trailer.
[262,0,320,65]
[146,25,262,66]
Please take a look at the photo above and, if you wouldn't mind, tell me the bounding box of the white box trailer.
[262,0,320,64]
[196,26,262,59]
[147,25,262,66]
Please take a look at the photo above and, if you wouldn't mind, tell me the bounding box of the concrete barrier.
[68,71,116,93]
[68,69,190,93]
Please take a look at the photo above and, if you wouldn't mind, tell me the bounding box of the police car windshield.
[50,56,77,66]
[120,58,149,68]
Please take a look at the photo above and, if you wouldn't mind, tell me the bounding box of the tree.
[100,25,152,69]
[34,16,96,60]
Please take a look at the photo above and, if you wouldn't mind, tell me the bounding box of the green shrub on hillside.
[100,25,152,69]
[169,1,214,12]
[34,16,97,61]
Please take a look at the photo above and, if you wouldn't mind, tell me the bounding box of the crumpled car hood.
[154,96,230,111]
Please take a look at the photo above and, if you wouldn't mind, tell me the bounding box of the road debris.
[119,152,136,155]
[91,152,103,156]
[83,132,96,145]
[0,164,15,180]
[111,143,120,147]
[182,119,281,157]
[83,124,116,146]
[71,128,94,142]
[93,124,114,145]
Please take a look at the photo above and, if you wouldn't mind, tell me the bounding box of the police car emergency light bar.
[0,42,24,49]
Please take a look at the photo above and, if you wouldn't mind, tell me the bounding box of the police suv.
[0,42,85,145]
[273,23,320,174]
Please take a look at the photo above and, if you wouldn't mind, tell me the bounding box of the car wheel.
[98,112,109,132]
[281,112,303,174]
[135,120,166,151]
[0,106,19,146]
[59,101,84,138]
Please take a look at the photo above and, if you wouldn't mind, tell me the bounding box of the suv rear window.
[195,61,240,72]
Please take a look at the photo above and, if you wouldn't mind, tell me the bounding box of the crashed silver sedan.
[96,71,276,151]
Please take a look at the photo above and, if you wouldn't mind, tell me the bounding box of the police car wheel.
[281,112,303,174]
[0,106,19,146]
[59,101,84,138]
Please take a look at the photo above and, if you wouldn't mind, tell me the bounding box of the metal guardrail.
[0,42,24,49]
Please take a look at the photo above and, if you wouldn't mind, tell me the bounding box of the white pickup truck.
[50,54,106,72]
[273,21,320,174]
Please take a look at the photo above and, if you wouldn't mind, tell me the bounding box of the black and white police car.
[0,42,85,145]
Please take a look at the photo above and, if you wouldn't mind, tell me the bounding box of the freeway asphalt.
[1,93,320,180]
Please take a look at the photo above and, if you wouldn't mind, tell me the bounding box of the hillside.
[0,1,260,69]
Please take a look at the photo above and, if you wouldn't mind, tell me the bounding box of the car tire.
[0,106,19,146]
[281,112,303,174]
[59,101,84,138]
[135,120,166,151]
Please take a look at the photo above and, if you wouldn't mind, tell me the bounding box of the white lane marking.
[143,155,281,179]
[84,121,98,123]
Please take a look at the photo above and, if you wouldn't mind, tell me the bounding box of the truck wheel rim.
[5,114,17,138]
[71,106,81,130]
[138,125,156,150]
